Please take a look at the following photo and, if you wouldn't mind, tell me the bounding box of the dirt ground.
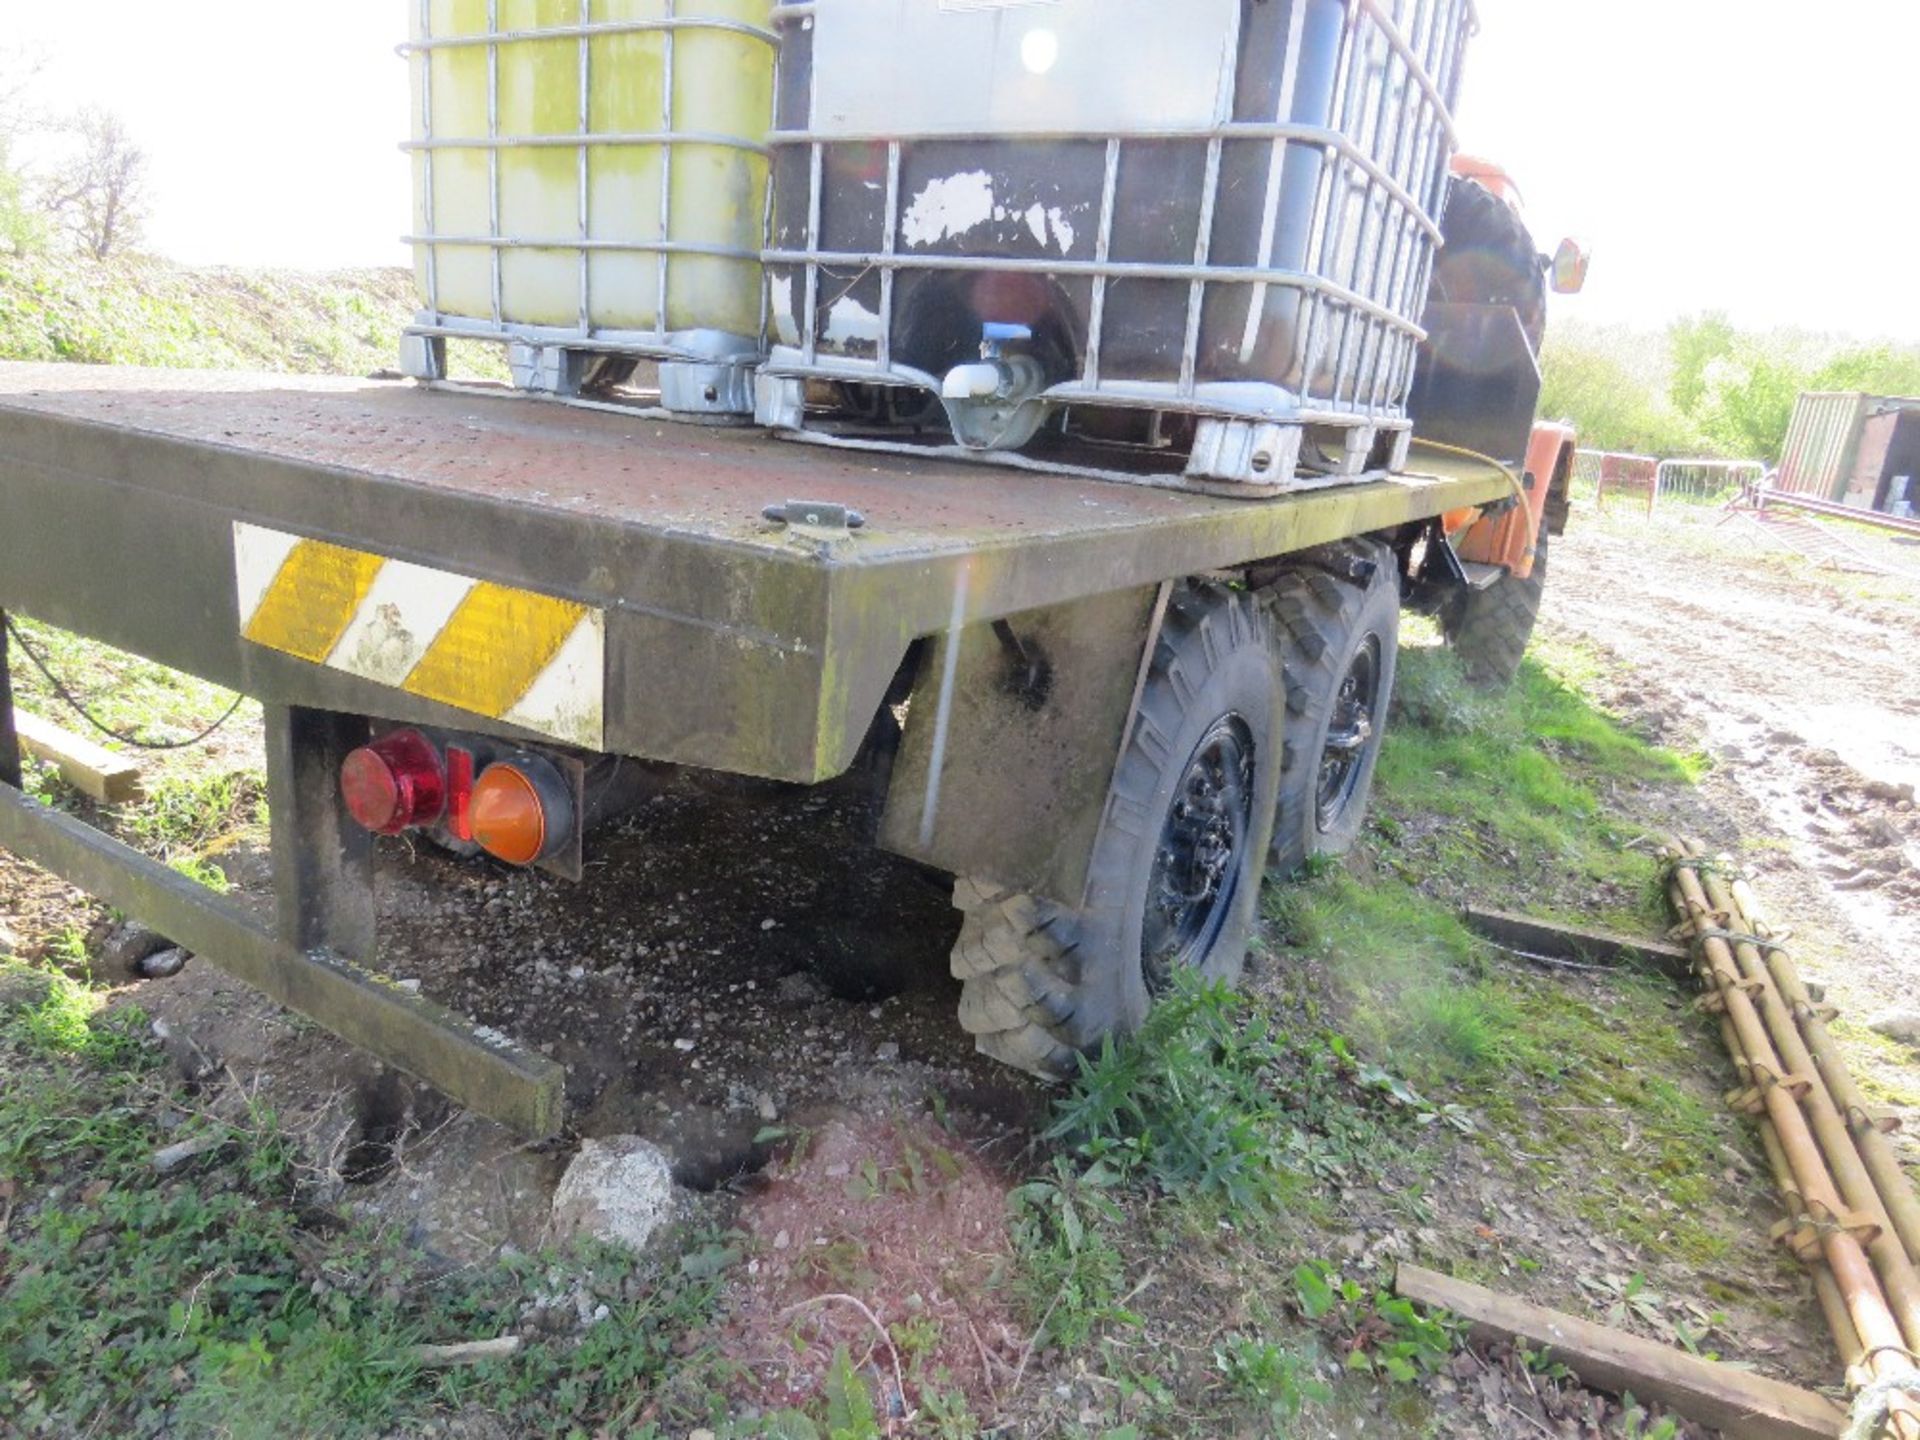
[5,498,1919,1436]
[1544,509,1920,1128]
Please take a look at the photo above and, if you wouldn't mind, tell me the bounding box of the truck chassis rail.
[0,747,565,1137]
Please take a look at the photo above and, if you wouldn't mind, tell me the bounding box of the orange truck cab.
[1446,421,1577,582]
[1413,156,1587,584]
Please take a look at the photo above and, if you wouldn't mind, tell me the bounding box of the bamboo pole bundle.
[1727,1013,1871,1390]
[1664,839,1920,1440]
[1727,873,1920,1267]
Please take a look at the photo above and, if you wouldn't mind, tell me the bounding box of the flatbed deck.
[0,365,1509,780]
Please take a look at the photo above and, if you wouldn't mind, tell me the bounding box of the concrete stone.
[1869,1010,1920,1048]
[137,947,189,980]
[100,922,172,977]
[353,1114,566,1265]
[0,959,53,1012]
[548,1136,676,1253]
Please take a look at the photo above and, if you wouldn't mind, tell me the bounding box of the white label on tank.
[1049,209,1076,254]
[901,172,997,249]
[1023,204,1049,249]
[811,0,1240,137]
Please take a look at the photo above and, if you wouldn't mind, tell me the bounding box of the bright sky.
[9,1,1919,342]
[1456,0,1920,339]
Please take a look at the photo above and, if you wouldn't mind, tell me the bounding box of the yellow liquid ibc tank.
[403,0,774,411]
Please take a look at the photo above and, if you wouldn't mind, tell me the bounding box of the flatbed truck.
[0,354,1577,1136]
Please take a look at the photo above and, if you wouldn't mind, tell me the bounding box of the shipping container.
[399,0,777,413]
[1846,406,1920,514]
[757,0,1476,489]
[1776,391,1920,514]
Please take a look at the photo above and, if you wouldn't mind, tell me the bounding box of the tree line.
[1,48,148,261]
[1539,313,1920,465]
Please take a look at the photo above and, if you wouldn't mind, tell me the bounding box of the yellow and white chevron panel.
[232,522,604,750]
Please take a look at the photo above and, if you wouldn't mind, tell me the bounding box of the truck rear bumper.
[0,781,565,1137]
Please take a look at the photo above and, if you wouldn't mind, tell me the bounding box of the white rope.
[1844,1362,1920,1440]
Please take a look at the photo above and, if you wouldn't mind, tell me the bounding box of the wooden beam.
[13,708,144,804]
[1462,906,1693,980]
[1394,1266,1845,1440]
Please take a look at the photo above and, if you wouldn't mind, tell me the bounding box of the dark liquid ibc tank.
[760,0,1473,486]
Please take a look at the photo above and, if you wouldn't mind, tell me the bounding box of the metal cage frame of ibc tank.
[396,1,777,416]
[756,0,1476,492]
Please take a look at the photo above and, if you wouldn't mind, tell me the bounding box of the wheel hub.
[1316,635,1382,833]
[1143,716,1255,994]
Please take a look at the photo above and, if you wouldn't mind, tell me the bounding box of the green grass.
[1269,873,1495,1085]
[0,253,415,375]
[996,632,1745,1432]
[1213,1332,1330,1426]
[120,769,266,863]
[1377,628,1699,927]
[1047,976,1305,1214]
[1015,640,1722,1420]
[7,616,256,764]
[7,617,267,881]
[0,958,733,1438]
[1024,976,1474,1430]
[1261,635,1746,1267]
[0,251,514,382]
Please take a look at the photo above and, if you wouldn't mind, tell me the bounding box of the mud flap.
[879,585,1164,906]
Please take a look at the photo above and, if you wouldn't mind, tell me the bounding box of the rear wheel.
[1443,525,1550,686]
[1262,543,1400,876]
[950,582,1281,1077]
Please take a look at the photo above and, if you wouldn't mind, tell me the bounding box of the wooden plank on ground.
[14,708,144,804]
[1395,1265,1845,1440]
[1462,906,1692,979]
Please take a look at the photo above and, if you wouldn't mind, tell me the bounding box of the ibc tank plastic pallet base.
[400,330,757,423]
[753,371,1414,500]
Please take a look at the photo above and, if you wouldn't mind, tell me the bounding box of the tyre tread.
[949,581,1268,1078]
[1443,527,1550,686]
[1257,541,1398,875]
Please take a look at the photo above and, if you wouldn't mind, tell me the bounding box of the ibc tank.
[759,0,1475,484]
[401,0,776,413]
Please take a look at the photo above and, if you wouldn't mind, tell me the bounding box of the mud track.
[1545,513,1920,1116]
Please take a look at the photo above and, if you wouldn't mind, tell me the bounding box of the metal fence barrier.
[1572,449,1766,517]
[1655,459,1767,507]
[1574,448,1659,515]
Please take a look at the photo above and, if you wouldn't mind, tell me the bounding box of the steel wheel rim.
[1316,634,1381,832]
[1142,715,1255,994]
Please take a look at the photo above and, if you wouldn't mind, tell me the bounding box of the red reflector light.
[446,746,475,842]
[340,730,446,835]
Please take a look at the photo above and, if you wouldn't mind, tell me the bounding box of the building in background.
[1776,392,1920,519]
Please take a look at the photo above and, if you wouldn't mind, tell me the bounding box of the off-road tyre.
[950,582,1282,1077]
[1443,525,1550,687]
[1261,542,1400,876]
[1429,177,1547,355]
